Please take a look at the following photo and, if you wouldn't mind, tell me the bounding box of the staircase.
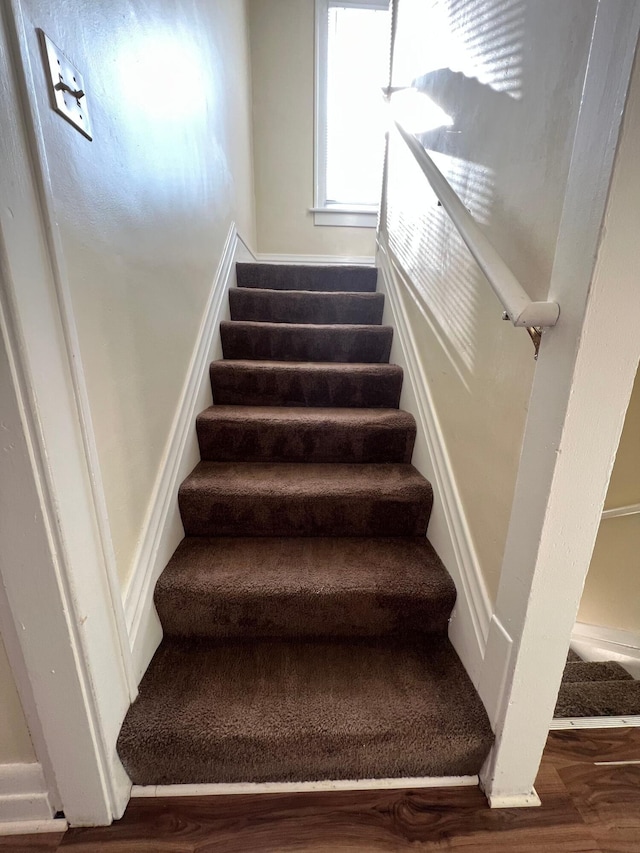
[555,650,640,718]
[117,262,493,786]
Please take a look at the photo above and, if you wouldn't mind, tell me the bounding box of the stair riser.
[221,322,392,363]
[229,289,384,325]
[178,492,432,538]
[157,591,453,640]
[196,421,415,463]
[236,263,377,292]
[210,364,403,408]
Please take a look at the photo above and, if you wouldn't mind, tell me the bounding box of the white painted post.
[480,0,640,806]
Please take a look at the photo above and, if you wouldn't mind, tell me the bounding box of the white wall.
[386,0,597,600]
[18,0,256,588]
[248,0,377,257]
[578,83,640,635]
[0,635,34,765]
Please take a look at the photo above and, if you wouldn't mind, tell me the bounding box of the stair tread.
[179,461,432,538]
[555,678,640,718]
[562,660,633,684]
[236,262,377,292]
[197,405,416,463]
[220,321,393,364]
[210,360,403,408]
[197,404,414,428]
[229,288,384,325]
[117,636,494,785]
[156,536,456,639]
[180,460,430,499]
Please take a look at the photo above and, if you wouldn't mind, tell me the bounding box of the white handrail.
[601,502,640,521]
[393,121,560,329]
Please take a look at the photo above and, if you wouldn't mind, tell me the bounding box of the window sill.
[310,206,378,228]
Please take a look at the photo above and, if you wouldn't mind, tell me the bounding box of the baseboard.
[0,764,53,823]
[0,818,67,836]
[376,241,492,684]
[123,223,254,680]
[131,775,479,798]
[550,716,640,730]
[254,252,375,266]
[571,621,640,673]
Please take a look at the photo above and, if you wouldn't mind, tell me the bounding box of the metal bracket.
[502,312,543,359]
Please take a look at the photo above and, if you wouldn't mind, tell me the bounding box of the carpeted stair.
[117,262,494,785]
[555,652,640,717]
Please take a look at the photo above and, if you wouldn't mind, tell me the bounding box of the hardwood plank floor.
[3,728,640,852]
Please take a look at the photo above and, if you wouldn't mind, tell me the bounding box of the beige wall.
[248,0,376,256]
[20,0,256,586]
[579,368,640,632]
[386,0,597,600]
[0,634,35,765]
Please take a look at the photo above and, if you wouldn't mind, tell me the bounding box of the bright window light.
[315,1,391,225]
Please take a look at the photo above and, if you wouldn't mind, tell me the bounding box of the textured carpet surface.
[236,262,377,292]
[196,405,416,463]
[118,262,494,786]
[230,288,384,325]
[155,536,456,639]
[210,360,404,408]
[555,655,639,718]
[117,637,493,785]
[179,461,432,538]
[221,321,393,363]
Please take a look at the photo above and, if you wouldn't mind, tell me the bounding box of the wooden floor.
[3,728,640,852]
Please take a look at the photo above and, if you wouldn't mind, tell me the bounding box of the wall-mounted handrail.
[601,502,640,521]
[393,120,560,330]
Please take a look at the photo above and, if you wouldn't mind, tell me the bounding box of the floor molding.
[571,621,640,679]
[132,776,479,798]
[376,241,491,684]
[0,764,53,823]
[550,716,640,730]
[254,252,375,266]
[0,818,67,835]
[123,223,249,680]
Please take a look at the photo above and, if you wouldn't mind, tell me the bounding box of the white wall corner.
[124,224,253,681]
[0,764,54,823]
[376,242,492,684]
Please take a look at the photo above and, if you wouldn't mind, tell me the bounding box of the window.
[314,0,391,227]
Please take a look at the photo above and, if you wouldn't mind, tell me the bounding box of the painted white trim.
[571,621,640,678]
[6,0,135,700]
[312,208,378,228]
[123,224,250,679]
[550,716,640,730]
[0,764,53,823]
[0,2,133,824]
[132,775,478,798]
[376,241,492,683]
[480,0,640,804]
[254,253,375,266]
[487,791,541,809]
[0,819,67,836]
[572,622,640,657]
[601,501,640,520]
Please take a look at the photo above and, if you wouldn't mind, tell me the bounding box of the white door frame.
[0,0,134,825]
[480,0,640,806]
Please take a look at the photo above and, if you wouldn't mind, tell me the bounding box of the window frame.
[313,0,390,228]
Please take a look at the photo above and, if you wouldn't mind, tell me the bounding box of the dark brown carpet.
[179,461,432,538]
[196,405,416,463]
[236,262,377,292]
[230,288,384,325]
[555,654,639,718]
[155,537,456,639]
[117,262,494,786]
[117,637,493,785]
[210,360,404,408]
[220,321,393,363]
